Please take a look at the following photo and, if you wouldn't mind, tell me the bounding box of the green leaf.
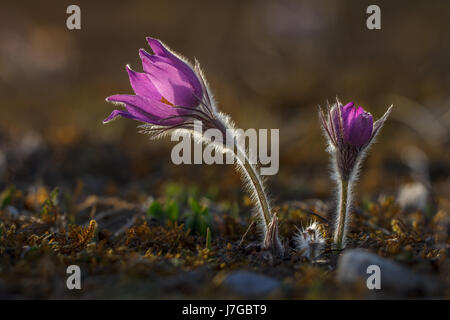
[50,187,60,205]
[147,200,164,219]
[205,227,212,250]
[0,186,15,209]
[185,198,211,236]
[165,183,182,199]
[198,216,208,236]
[166,200,179,222]
[185,215,195,231]
[188,197,201,214]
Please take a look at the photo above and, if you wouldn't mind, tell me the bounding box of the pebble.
[336,249,441,296]
[222,270,280,297]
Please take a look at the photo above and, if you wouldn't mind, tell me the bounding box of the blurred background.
[0,0,449,210]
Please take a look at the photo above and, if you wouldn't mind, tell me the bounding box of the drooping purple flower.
[104,37,221,135]
[103,37,283,256]
[320,99,392,180]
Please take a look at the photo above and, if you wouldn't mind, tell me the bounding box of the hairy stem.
[208,117,281,253]
[334,179,349,249]
[233,142,272,235]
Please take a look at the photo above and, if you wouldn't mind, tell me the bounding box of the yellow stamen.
[160,96,174,106]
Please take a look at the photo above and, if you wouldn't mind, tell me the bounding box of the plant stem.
[213,120,281,253]
[233,140,272,236]
[334,179,349,249]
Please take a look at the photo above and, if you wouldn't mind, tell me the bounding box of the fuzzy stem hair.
[167,114,282,254]
[334,179,350,249]
[234,143,271,230]
[230,130,283,255]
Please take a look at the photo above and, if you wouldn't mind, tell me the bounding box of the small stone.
[336,249,441,296]
[424,236,434,246]
[397,182,429,212]
[5,206,19,217]
[222,270,280,297]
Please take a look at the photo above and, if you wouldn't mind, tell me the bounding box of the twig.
[238,219,256,247]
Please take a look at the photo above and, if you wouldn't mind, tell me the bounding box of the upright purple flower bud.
[332,102,373,147]
[320,99,392,249]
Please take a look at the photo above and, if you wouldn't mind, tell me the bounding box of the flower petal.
[145,37,168,57]
[331,104,346,139]
[139,51,200,107]
[145,38,197,84]
[105,94,185,125]
[141,38,203,105]
[344,106,373,146]
[126,65,161,101]
[341,102,355,120]
[103,109,146,124]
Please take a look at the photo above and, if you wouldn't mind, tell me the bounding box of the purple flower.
[320,99,392,180]
[320,99,392,249]
[103,37,217,132]
[332,102,373,147]
[103,37,282,255]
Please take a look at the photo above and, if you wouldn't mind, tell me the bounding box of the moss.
[0,185,448,299]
